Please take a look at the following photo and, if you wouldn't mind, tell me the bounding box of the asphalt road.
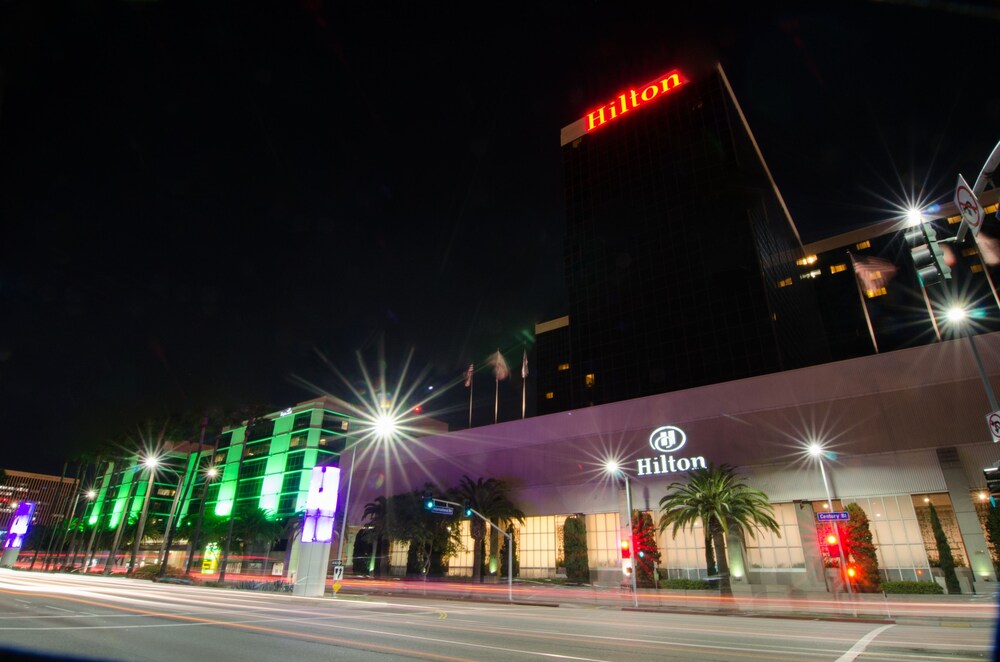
[0,570,992,661]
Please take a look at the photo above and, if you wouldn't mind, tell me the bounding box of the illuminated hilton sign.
[636,425,706,477]
[585,70,686,132]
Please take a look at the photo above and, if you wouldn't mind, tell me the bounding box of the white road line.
[835,624,895,662]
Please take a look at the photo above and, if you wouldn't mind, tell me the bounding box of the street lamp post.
[605,462,638,608]
[184,466,218,576]
[127,456,159,575]
[947,307,1000,414]
[808,444,854,605]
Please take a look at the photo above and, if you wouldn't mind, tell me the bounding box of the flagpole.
[494,348,500,424]
[468,374,473,429]
[521,348,527,419]
[848,251,879,354]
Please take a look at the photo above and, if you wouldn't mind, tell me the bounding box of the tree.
[498,524,519,578]
[233,507,284,574]
[984,505,1000,576]
[658,463,780,597]
[362,496,392,578]
[455,475,524,582]
[563,515,590,583]
[843,503,880,592]
[632,511,661,588]
[928,503,961,594]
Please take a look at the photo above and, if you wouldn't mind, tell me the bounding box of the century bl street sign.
[816,511,849,522]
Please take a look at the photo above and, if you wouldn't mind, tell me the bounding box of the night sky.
[3,1,999,473]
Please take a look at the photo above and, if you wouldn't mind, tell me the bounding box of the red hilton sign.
[584,70,686,133]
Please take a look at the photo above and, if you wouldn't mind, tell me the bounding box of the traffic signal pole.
[426,496,513,603]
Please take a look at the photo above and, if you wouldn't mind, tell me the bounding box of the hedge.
[661,578,713,590]
[879,580,944,595]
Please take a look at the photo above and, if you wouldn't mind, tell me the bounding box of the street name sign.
[816,511,849,522]
[431,504,454,516]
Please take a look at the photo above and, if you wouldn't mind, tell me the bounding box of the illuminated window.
[799,269,821,280]
[777,277,793,288]
[545,392,555,400]
[557,363,570,371]
[986,204,999,214]
[830,264,847,274]
[855,240,871,250]
[866,287,887,298]
[971,264,984,273]
[948,214,961,225]
[795,255,818,266]
[584,373,595,388]
[962,247,979,257]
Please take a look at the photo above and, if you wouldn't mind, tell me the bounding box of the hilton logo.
[637,425,706,477]
[585,71,686,133]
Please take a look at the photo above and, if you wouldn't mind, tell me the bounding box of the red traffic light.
[826,534,838,546]
[620,540,631,559]
[846,566,856,578]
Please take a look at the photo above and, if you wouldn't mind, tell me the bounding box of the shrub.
[661,578,712,590]
[130,564,189,580]
[563,515,590,584]
[879,580,944,595]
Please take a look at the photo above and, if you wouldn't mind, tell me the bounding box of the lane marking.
[835,624,895,662]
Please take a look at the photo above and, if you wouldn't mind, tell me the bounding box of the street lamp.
[946,306,1000,414]
[335,412,399,570]
[807,443,853,600]
[127,455,159,575]
[184,465,219,576]
[604,460,638,608]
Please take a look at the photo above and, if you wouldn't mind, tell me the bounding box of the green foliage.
[455,475,524,583]
[844,503,880,592]
[563,515,590,583]
[131,564,189,580]
[632,511,661,588]
[984,505,1000,575]
[879,580,944,595]
[658,463,780,596]
[928,503,961,594]
[498,524,519,578]
[233,507,283,553]
[661,578,713,590]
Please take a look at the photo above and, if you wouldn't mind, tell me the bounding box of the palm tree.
[658,463,780,597]
[362,496,392,577]
[456,475,524,582]
[233,507,284,575]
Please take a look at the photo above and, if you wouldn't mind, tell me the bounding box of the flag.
[850,253,897,297]
[521,349,528,380]
[490,350,509,381]
[464,363,474,387]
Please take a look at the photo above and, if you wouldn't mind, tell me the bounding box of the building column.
[938,448,997,585]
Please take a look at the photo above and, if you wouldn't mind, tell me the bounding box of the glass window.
[246,419,274,442]
[292,412,313,431]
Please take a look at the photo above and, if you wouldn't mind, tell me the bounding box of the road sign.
[431,504,454,516]
[956,174,984,237]
[332,565,344,582]
[988,411,1000,443]
[816,511,849,522]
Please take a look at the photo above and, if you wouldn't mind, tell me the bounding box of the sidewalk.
[334,576,999,627]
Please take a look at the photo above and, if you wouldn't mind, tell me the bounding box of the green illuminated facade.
[86,396,354,532]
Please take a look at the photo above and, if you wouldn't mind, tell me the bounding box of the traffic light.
[984,465,1000,506]
[825,533,841,560]
[463,500,473,518]
[423,492,435,510]
[846,565,856,580]
[904,222,951,286]
[620,539,631,559]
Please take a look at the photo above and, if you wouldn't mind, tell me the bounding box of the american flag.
[490,350,509,381]
[521,349,528,380]
[850,253,897,296]
[464,363,474,388]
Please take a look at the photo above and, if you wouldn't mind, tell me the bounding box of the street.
[0,570,992,661]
